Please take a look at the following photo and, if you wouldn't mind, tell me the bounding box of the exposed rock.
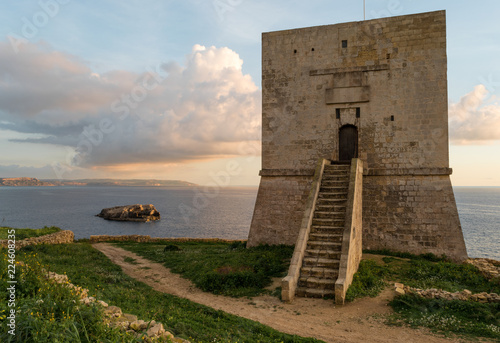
[44,268,189,342]
[104,306,123,317]
[122,313,138,322]
[96,204,160,222]
[97,300,108,307]
[146,323,165,337]
[394,283,500,303]
[466,258,500,280]
[130,320,148,331]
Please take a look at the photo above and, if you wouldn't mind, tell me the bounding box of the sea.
[0,186,498,260]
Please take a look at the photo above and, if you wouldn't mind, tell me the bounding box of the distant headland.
[0,177,196,187]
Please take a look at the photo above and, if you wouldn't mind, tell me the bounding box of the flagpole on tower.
[363,0,366,20]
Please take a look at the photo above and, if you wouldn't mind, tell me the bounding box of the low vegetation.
[0,249,139,342]
[0,226,61,240]
[2,228,498,341]
[345,259,387,301]
[116,241,293,297]
[355,251,500,339]
[1,242,321,343]
[389,294,500,339]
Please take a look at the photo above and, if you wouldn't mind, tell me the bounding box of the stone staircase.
[296,163,350,298]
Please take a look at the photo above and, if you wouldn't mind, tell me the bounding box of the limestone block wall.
[248,175,311,246]
[363,173,467,261]
[259,11,449,171]
[248,11,468,260]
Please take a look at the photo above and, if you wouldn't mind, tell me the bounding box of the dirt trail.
[93,243,468,343]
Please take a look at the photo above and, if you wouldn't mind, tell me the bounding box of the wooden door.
[339,125,358,162]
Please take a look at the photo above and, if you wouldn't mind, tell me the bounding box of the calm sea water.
[0,186,498,260]
[454,187,500,260]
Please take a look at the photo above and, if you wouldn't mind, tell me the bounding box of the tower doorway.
[339,125,358,162]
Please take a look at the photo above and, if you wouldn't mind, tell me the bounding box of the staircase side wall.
[363,173,468,262]
[336,159,363,305]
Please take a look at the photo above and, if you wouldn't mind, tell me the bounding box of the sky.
[0,0,499,186]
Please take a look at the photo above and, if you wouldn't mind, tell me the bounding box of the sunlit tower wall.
[247,11,468,261]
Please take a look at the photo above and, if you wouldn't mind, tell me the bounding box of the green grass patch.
[345,260,388,301]
[2,243,321,343]
[0,226,61,240]
[0,249,141,342]
[389,294,500,339]
[123,256,138,264]
[380,255,500,294]
[357,251,500,339]
[115,241,294,297]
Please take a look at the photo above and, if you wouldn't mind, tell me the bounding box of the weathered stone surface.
[104,306,122,318]
[146,323,165,337]
[122,313,138,322]
[395,283,500,303]
[129,320,148,331]
[466,258,500,279]
[42,268,191,342]
[248,10,468,262]
[97,204,160,222]
[97,300,108,307]
[0,230,74,249]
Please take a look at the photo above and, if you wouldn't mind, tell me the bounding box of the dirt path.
[93,243,469,343]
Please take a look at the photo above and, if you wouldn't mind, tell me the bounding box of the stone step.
[318,192,348,200]
[309,232,343,242]
[302,257,340,269]
[316,200,347,209]
[320,187,348,194]
[322,171,349,177]
[298,276,336,289]
[307,240,342,249]
[311,228,344,236]
[313,211,345,219]
[322,169,349,175]
[312,218,345,226]
[300,266,339,279]
[305,249,341,259]
[324,164,350,170]
[320,180,349,187]
[296,287,334,298]
[315,204,346,212]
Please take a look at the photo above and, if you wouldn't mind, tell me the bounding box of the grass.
[2,232,498,341]
[0,249,140,342]
[1,242,322,343]
[117,241,500,339]
[0,226,61,240]
[345,259,388,301]
[357,251,500,340]
[389,294,500,339]
[115,241,294,297]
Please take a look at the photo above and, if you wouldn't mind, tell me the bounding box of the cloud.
[449,85,500,144]
[0,41,261,171]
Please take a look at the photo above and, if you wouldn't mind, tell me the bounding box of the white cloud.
[449,84,500,144]
[0,42,262,169]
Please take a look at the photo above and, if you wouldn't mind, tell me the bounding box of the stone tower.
[248,10,468,261]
